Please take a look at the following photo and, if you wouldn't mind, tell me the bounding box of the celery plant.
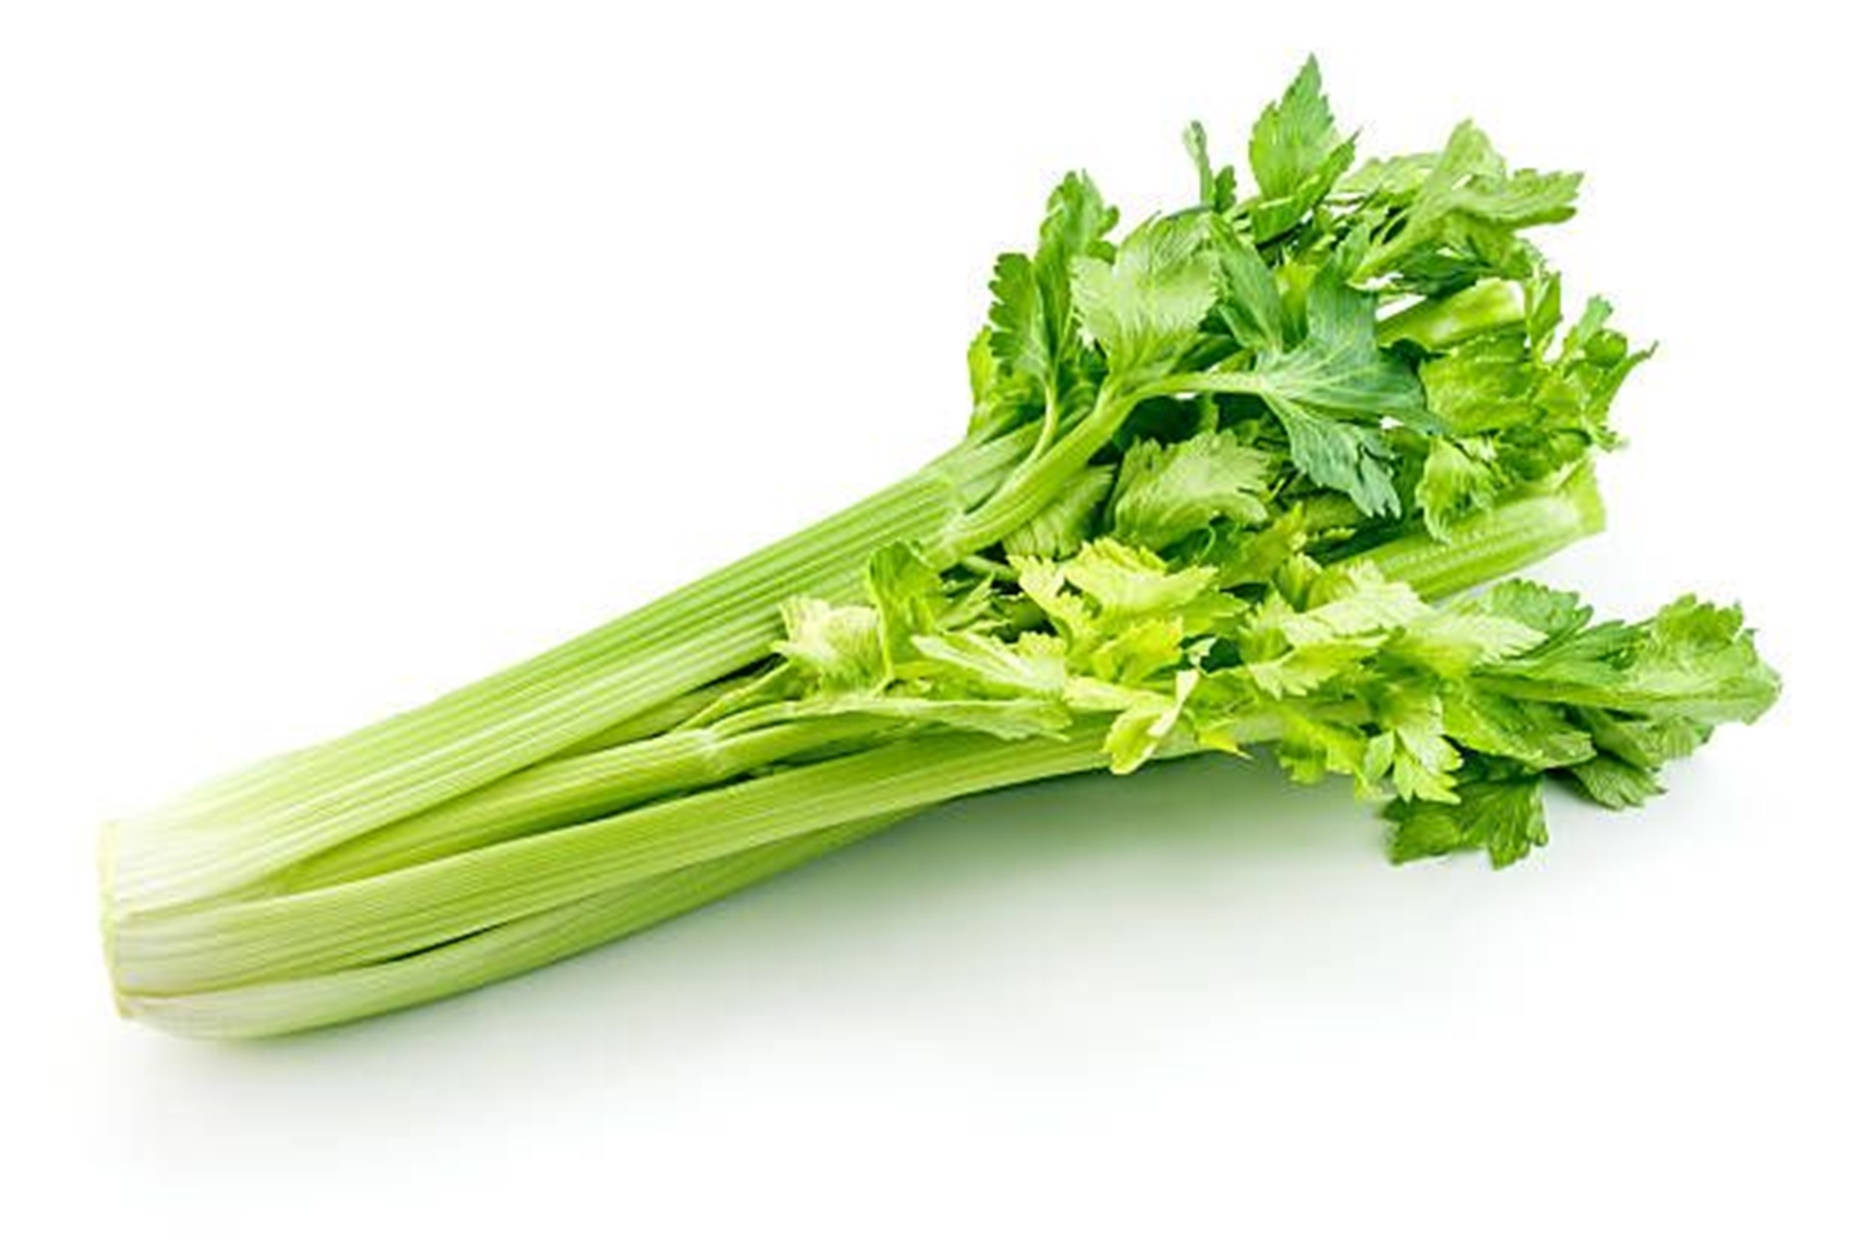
[103,60,1776,1038]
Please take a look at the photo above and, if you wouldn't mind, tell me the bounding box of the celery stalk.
[273,715,891,893]
[110,728,1124,995]
[119,815,905,1040]
[105,433,1032,915]
[1364,463,1604,599]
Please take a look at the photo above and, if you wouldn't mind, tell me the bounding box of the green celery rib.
[114,709,1303,1035]
[104,431,1034,916]
[551,673,759,757]
[273,715,891,893]
[1376,279,1527,350]
[120,814,906,1040]
[109,728,1125,995]
[926,386,1142,560]
[1362,463,1604,599]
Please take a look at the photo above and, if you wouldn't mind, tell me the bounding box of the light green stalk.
[273,715,891,893]
[1364,463,1603,598]
[120,815,905,1040]
[104,432,1034,915]
[1376,279,1528,351]
[555,673,760,757]
[112,728,1129,995]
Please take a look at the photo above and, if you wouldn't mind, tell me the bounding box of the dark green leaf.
[1387,773,1548,868]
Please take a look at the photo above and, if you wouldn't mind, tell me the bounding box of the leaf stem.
[1359,463,1604,598]
[105,430,1036,914]
[270,715,888,894]
[1376,280,1527,350]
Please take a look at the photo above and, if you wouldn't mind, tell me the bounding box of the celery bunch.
[103,61,1776,1038]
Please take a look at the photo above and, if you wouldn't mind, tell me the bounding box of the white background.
[4,2,1847,1239]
